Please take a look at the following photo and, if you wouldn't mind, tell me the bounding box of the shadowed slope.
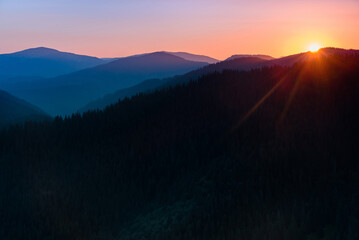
[0,54,358,239]
[0,90,50,129]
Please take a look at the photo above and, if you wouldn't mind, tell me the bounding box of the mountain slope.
[0,90,50,128]
[253,48,359,69]
[80,48,359,113]
[0,47,104,78]
[4,52,209,116]
[0,54,358,239]
[81,55,283,112]
[165,51,219,64]
[80,56,269,112]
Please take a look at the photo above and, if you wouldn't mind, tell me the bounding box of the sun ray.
[230,74,287,132]
[308,44,321,52]
[276,67,307,127]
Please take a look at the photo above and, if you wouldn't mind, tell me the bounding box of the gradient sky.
[1,0,359,59]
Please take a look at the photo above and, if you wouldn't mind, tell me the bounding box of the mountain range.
[2,47,358,119]
[1,52,358,239]
[1,51,210,115]
[81,48,359,112]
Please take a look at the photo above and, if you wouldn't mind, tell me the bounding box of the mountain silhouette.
[225,54,274,61]
[3,52,209,116]
[0,47,104,79]
[0,89,50,129]
[1,53,358,239]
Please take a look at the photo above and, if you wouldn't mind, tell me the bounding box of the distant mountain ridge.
[0,47,105,78]
[101,51,219,64]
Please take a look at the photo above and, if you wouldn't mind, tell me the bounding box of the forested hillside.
[80,56,269,112]
[0,54,358,240]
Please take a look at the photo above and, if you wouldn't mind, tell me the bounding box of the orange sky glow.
[0,0,358,60]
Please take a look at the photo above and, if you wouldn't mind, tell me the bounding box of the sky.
[0,0,359,60]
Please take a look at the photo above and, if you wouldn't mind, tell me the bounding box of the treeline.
[0,54,358,239]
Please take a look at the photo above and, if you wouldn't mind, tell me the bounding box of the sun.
[307,44,321,52]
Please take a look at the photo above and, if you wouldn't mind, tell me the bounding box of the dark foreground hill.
[0,54,358,239]
[0,90,50,129]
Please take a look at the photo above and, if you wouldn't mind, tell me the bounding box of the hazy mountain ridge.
[0,47,105,78]
[100,51,219,64]
[3,52,209,116]
[0,90,50,129]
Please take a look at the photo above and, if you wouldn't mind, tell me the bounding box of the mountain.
[80,48,359,113]
[3,52,209,116]
[1,53,358,239]
[225,54,274,61]
[79,56,268,112]
[0,90,50,129]
[101,51,219,64]
[165,51,219,64]
[257,47,359,68]
[0,47,104,79]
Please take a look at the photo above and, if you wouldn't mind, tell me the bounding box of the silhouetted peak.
[139,51,189,61]
[13,47,61,57]
[105,51,208,68]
